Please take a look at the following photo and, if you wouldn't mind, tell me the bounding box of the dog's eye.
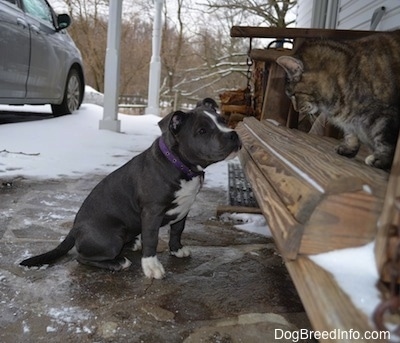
[198,128,207,135]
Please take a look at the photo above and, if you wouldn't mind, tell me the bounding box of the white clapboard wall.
[295,0,400,30]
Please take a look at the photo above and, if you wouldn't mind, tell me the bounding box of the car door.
[22,0,64,100]
[0,0,30,99]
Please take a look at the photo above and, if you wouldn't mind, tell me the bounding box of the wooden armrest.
[230,26,382,40]
[250,48,293,62]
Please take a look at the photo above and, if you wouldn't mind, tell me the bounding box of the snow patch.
[23,219,32,226]
[46,325,57,333]
[84,85,104,106]
[22,320,30,333]
[0,273,6,282]
[220,212,272,237]
[48,306,91,323]
[47,306,94,334]
[0,103,161,179]
[310,242,380,323]
[40,200,56,206]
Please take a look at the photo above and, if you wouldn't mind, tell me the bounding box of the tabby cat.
[277,30,400,170]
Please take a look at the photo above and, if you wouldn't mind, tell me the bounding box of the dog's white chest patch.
[166,176,202,223]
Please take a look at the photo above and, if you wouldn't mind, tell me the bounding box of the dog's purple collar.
[158,137,204,180]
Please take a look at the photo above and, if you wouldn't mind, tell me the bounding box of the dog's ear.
[158,110,188,134]
[196,98,218,111]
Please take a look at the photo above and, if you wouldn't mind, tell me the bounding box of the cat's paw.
[336,144,358,158]
[170,246,191,258]
[365,154,391,170]
[141,256,165,279]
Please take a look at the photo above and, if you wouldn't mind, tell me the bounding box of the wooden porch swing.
[218,37,258,128]
[230,26,399,342]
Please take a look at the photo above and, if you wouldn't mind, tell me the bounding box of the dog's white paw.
[120,257,132,270]
[132,235,142,251]
[141,256,165,279]
[170,246,191,258]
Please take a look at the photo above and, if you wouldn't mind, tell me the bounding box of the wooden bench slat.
[242,118,387,196]
[237,117,388,257]
[239,119,322,224]
[240,146,303,259]
[301,191,384,254]
[286,257,385,343]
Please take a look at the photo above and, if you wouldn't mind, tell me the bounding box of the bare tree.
[160,0,185,96]
[63,0,153,95]
[59,0,297,104]
[119,14,152,96]
[64,0,109,91]
[157,0,297,101]
[203,0,297,27]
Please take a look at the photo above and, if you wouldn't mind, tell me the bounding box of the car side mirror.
[56,14,71,31]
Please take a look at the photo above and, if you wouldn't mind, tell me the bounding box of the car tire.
[51,68,83,116]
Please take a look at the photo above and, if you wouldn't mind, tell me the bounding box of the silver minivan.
[0,0,85,116]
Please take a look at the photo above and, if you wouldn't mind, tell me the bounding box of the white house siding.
[335,0,400,30]
[295,0,400,30]
[295,0,314,27]
[295,0,339,28]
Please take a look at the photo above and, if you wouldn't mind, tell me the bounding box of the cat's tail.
[20,230,76,267]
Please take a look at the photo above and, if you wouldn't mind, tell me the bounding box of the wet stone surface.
[0,176,315,342]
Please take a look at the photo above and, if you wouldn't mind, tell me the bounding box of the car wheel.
[51,68,82,116]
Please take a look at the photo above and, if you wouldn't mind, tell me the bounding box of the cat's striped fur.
[277,30,400,170]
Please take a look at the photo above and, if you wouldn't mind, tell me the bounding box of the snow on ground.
[220,212,272,237]
[0,90,389,337]
[0,103,160,180]
[0,91,269,237]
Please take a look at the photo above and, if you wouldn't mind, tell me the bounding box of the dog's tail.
[20,230,76,267]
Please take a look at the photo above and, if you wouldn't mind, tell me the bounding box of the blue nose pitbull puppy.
[20,98,241,279]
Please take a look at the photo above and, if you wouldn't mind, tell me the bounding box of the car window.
[4,0,18,5]
[22,0,53,25]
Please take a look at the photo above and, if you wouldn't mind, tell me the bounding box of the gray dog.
[20,98,241,279]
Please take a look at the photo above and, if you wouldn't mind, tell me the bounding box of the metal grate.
[228,162,259,208]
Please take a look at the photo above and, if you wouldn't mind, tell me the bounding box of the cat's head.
[277,56,330,116]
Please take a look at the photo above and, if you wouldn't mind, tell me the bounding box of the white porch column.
[100,0,122,131]
[145,0,164,116]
